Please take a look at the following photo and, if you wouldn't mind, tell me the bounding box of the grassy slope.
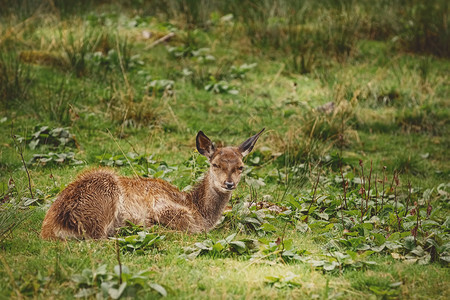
[1,1,449,299]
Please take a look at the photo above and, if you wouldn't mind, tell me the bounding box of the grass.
[1,0,449,299]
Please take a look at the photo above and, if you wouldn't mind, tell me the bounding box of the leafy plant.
[204,77,238,94]
[25,126,77,150]
[72,264,166,299]
[230,63,257,79]
[29,152,83,167]
[182,233,257,259]
[265,272,302,289]
[112,223,165,254]
[167,45,196,59]
[147,79,174,97]
[220,200,273,233]
[310,251,376,273]
[86,48,144,73]
[182,153,209,185]
[254,237,308,263]
[191,48,216,63]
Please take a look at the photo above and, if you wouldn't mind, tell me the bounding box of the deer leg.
[151,202,205,233]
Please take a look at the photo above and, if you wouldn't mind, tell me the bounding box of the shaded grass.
[2,208,449,299]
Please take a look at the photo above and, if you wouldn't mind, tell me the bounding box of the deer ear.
[238,128,265,157]
[196,131,215,159]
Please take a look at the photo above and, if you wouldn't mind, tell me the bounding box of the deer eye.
[212,164,219,168]
[238,166,244,171]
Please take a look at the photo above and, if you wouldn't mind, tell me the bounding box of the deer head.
[196,128,265,193]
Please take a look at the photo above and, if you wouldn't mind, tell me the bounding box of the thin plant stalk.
[393,171,401,231]
[381,166,387,210]
[359,160,365,222]
[339,195,345,228]
[306,170,321,215]
[366,161,373,215]
[11,127,34,199]
[412,201,421,242]
[426,190,433,219]
[374,174,378,215]
[405,180,412,214]
[339,164,348,209]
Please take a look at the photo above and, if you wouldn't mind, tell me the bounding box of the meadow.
[0,0,449,298]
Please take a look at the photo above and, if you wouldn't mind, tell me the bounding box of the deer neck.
[188,170,232,228]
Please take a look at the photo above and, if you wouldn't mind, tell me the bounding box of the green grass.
[1,0,449,299]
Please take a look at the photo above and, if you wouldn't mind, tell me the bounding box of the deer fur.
[41,129,265,240]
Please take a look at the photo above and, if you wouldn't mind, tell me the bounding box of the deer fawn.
[41,129,265,240]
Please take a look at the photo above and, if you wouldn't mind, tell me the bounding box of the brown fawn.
[41,129,265,240]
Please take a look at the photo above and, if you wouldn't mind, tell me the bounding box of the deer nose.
[225,181,235,190]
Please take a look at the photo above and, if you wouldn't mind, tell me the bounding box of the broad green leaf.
[371,244,386,252]
[149,283,167,297]
[108,282,127,299]
[411,246,425,257]
[360,223,374,230]
[425,238,440,251]
[230,241,247,253]
[421,220,440,228]
[212,242,224,252]
[345,210,361,217]
[260,223,276,232]
[346,250,357,260]
[95,264,108,276]
[296,223,309,233]
[29,139,39,150]
[289,198,303,210]
[387,232,401,241]
[372,232,386,246]
[74,288,96,298]
[153,170,164,178]
[403,236,416,251]
[385,241,402,250]
[356,243,371,251]
[243,217,261,225]
[360,250,375,258]
[186,249,202,260]
[323,261,337,271]
[316,212,329,220]
[195,241,212,251]
[265,276,279,282]
[440,256,450,263]
[343,231,359,237]
[225,233,237,243]
[282,239,294,251]
[114,265,130,277]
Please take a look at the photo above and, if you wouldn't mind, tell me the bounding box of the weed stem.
[11,126,34,199]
